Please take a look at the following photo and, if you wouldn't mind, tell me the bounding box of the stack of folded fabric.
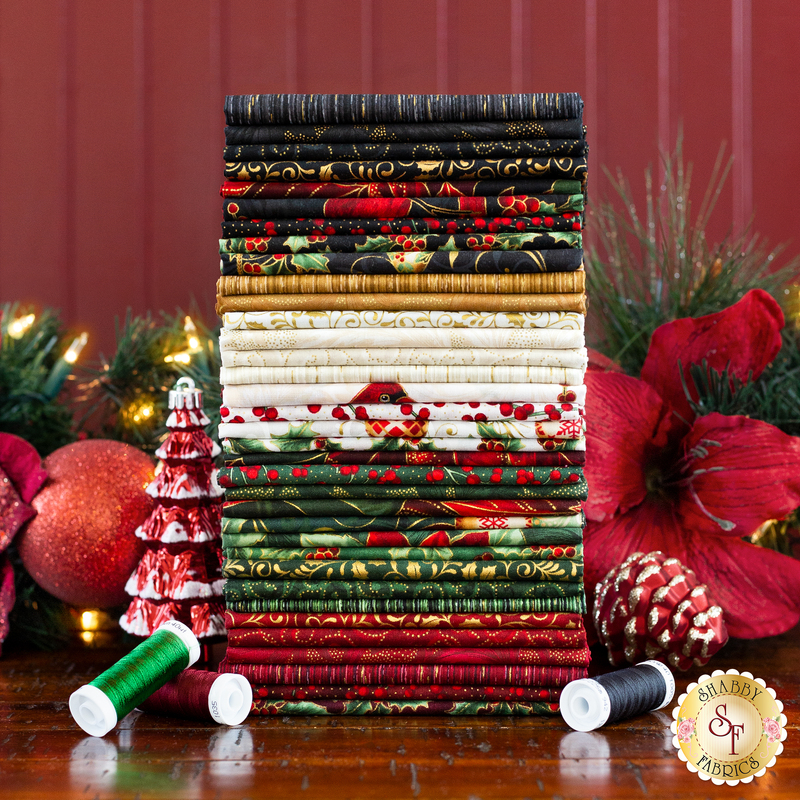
[216,93,591,716]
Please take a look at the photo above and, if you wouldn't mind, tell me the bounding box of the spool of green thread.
[69,619,200,737]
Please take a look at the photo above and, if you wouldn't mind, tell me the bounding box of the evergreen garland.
[0,304,77,457]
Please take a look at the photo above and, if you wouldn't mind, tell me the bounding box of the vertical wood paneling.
[0,0,797,355]
[225,1,295,95]
[731,0,753,236]
[297,0,363,92]
[596,1,659,220]
[450,0,511,94]
[676,0,733,249]
[372,0,438,93]
[147,0,220,323]
[133,0,153,312]
[657,0,679,154]
[72,0,144,349]
[751,0,800,264]
[0,2,68,311]
[360,0,374,93]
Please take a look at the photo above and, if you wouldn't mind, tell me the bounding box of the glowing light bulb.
[8,313,35,339]
[64,332,88,363]
[129,400,155,424]
[81,610,100,631]
[184,315,202,352]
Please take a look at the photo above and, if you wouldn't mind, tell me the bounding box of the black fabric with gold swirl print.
[224,119,584,144]
[223,157,587,184]
[224,139,587,162]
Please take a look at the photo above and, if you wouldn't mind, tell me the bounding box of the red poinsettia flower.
[586,290,800,638]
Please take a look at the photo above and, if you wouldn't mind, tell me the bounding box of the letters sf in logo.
[671,670,787,787]
[708,704,745,756]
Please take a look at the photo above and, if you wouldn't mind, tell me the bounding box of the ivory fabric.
[219,347,589,369]
[218,327,585,350]
[219,365,587,386]
[221,310,585,331]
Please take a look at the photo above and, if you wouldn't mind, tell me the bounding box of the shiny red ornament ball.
[593,550,728,671]
[17,440,154,607]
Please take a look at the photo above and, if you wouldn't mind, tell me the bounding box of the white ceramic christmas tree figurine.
[121,378,225,638]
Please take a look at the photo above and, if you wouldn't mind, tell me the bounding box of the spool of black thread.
[560,660,675,731]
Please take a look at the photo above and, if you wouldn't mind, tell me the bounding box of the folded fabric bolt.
[227,546,582,566]
[220,513,585,533]
[222,194,583,220]
[220,231,582,254]
[221,309,585,330]
[219,402,584,423]
[224,93,584,125]
[225,597,585,613]
[218,418,584,441]
[219,436,585,454]
[247,699,559,715]
[217,464,584,487]
[222,557,582,583]
[219,347,588,369]
[219,365,586,385]
[225,544,582,561]
[221,382,585,406]
[218,327,585,350]
[220,177,582,198]
[221,529,584,548]
[222,450,586,467]
[249,685,561,701]
[223,578,585,601]
[219,271,584,293]
[223,157,587,184]
[222,497,582,519]
[223,138,587,162]
[222,610,585,629]
[224,645,590,666]
[222,483,586,503]
[221,215,580,237]
[215,292,587,314]
[224,118,585,144]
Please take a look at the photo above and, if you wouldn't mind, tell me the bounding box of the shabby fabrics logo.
[671,669,786,786]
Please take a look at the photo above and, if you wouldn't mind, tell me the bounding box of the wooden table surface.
[1,626,797,800]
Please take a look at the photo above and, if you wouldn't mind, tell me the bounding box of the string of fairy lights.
[1,306,219,448]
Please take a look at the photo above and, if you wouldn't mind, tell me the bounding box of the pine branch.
[587,136,800,376]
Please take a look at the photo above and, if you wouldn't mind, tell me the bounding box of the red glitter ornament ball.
[17,440,154,607]
[593,551,728,671]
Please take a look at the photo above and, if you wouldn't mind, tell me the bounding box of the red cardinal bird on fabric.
[584,289,800,639]
[350,383,415,404]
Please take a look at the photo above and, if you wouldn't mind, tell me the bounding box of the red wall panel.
[0,0,792,355]
[0,1,66,311]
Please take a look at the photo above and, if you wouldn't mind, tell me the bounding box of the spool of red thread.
[138,668,251,725]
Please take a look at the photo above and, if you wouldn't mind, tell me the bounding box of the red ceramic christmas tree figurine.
[121,378,225,638]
